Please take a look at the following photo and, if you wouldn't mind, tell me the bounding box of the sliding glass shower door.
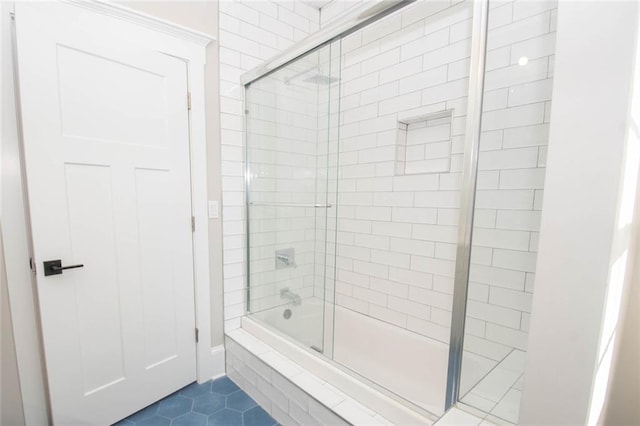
[243,0,556,420]
[245,42,341,353]
[329,0,477,414]
[245,0,480,416]
[458,1,558,423]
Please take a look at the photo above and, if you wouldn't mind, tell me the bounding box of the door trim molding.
[67,0,216,46]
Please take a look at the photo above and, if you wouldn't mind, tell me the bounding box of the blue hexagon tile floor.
[113,376,279,426]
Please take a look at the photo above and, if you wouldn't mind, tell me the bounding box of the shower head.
[284,66,339,86]
[302,74,339,85]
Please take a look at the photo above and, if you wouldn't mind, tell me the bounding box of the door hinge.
[195,328,199,343]
[187,92,192,110]
[29,257,36,275]
[191,216,195,232]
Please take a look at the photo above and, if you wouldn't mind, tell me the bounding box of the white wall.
[218,0,321,332]
[598,32,640,415]
[594,7,640,422]
[519,1,640,423]
[599,236,640,424]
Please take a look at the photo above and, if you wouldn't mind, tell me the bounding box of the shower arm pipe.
[240,0,415,86]
[445,0,490,410]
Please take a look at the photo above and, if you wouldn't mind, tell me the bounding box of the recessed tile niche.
[395,109,454,175]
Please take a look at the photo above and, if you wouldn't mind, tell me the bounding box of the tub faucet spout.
[280,287,301,306]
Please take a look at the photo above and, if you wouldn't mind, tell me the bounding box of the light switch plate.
[208,200,219,219]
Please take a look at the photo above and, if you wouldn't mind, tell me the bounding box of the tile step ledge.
[227,328,432,426]
[433,407,491,426]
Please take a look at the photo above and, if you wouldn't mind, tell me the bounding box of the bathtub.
[250,298,325,350]
[334,306,449,414]
[246,297,450,418]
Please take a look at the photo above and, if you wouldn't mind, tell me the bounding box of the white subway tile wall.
[220,1,321,332]
[327,0,475,344]
[464,0,557,368]
[319,0,365,28]
[222,0,556,418]
[309,0,557,370]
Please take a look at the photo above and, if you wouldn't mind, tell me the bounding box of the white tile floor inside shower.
[460,349,526,425]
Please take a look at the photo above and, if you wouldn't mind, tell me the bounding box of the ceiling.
[299,0,334,10]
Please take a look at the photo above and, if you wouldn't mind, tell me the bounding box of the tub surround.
[227,324,432,425]
[254,298,448,414]
[226,331,378,425]
[226,322,512,425]
[226,0,562,423]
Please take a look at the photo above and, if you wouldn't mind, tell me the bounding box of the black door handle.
[43,259,84,276]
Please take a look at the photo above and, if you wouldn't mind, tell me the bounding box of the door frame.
[3,2,218,423]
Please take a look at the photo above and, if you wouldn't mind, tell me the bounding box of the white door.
[14,3,197,424]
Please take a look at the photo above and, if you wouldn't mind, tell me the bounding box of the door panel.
[65,163,126,395]
[136,168,180,367]
[56,45,168,147]
[14,2,196,424]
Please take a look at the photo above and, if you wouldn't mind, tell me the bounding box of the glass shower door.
[328,0,477,415]
[242,0,554,418]
[458,0,558,422]
[245,43,340,352]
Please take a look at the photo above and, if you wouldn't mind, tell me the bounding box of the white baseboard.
[211,344,226,380]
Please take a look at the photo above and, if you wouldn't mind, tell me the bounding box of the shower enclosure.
[243,0,557,422]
